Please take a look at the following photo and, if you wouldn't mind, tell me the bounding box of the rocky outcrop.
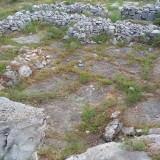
[66,142,151,160]
[0,97,46,160]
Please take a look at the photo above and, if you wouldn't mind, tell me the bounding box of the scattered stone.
[66,142,151,160]
[18,65,32,77]
[110,111,121,119]
[148,48,154,52]
[0,97,46,160]
[136,129,144,136]
[103,119,122,142]
[122,127,136,136]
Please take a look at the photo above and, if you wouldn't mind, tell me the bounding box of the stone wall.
[121,2,160,21]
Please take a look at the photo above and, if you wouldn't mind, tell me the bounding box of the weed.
[77,104,109,132]
[0,49,18,61]
[117,40,128,47]
[0,62,7,74]
[23,4,33,12]
[108,10,123,22]
[93,33,109,43]
[114,73,143,104]
[79,72,90,84]
[137,54,158,80]
[101,100,118,108]
[64,37,81,51]
[122,138,146,151]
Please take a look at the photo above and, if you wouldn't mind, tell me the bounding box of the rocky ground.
[0,0,160,160]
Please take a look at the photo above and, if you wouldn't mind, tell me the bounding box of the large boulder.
[0,97,46,160]
[66,142,151,160]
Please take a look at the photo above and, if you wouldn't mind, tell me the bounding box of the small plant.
[65,0,76,5]
[79,72,90,84]
[101,100,118,108]
[108,10,123,22]
[0,62,7,74]
[122,139,146,151]
[0,49,18,61]
[23,4,33,12]
[114,73,144,104]
[117,40,128,47]
[93,33,109,43]
[64,37,81,51]
[77,104,109,132]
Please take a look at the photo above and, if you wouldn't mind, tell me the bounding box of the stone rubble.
[0,46,51,87]
[66,17,160,43]
[121,2,160,21]
[32,2,108,17]
[0,2,160,44]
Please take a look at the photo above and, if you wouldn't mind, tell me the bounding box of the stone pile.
[0,46,51,89]
[121,2,160,21]
[32,2,108,17]
[65,17,160,43]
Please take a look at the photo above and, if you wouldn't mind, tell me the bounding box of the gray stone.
[66,142,151,160]
[0,97,46,160]
[18,65,32,77]
[110,111,121,119]
[149,128,160,135]
[103,119,122,142]
[13,35,41,44]
[122,127,135,136]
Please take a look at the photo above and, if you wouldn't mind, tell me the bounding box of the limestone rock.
[122,127,136,136]
[66,142,151,160]
[18,65,32,77]
[0,97,46,160]
[103,119,122,142]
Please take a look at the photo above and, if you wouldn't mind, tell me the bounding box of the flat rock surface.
[91,62,118,78]
[12,34,41,44]
[106,47,131,55]
[122,98,160,127]
[24,73,78,94]
[66,142,151,160]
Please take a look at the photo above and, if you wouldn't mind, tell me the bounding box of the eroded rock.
[0,97,46,160]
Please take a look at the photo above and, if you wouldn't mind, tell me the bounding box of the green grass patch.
[122,138,146,151]
[0,49,18,61]
[137,54,158,80]
[79,72,90,84]
[108,10,123,22]
[93,32,109,43]
[77,104,109,132]
[114,73,144,104]
[0,62,7,74]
